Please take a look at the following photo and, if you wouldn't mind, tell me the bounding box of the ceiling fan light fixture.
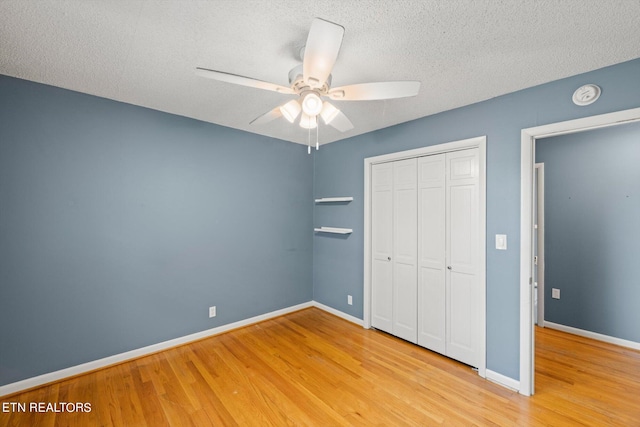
[280,99,301,123]
[196,18,419,135]
[320,101,339,124]
[301,92,323,116]
[299,113,317,129]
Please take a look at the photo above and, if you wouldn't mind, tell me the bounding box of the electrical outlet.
[347,295,353,305]
[209,306,216,318]
[552,289,560,300]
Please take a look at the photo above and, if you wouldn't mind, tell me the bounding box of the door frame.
[519,107,640,396]
[364,136,487,378]
[535,163,545,328]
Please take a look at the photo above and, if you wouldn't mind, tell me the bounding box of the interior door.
[417,154,446,353]
[392,158,418,343]
[446,148,480,368]
[371,162,393,333]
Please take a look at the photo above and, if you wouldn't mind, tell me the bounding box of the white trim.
[363,157,372,329]
[312,301,364,326]
[363,136,487,378]
[0,301,313,397]
[519,106,640,397]
[535,163,545,328]
[544,322,640,351]
[364,137,485,165]
[519,128,535,396]
[485,369,520,392]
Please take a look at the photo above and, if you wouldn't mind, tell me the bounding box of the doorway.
[519,107,640,396]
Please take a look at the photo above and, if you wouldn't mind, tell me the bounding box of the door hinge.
[529,277,533,285]
[534,256,538,265]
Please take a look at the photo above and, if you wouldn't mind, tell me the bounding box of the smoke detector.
[572,84,601,106]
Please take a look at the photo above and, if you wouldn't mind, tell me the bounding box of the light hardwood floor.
[1,307,639,426]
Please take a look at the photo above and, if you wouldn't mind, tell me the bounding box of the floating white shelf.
[314,197,353,203]
[314,227,353,234]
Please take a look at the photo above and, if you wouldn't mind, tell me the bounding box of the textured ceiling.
[1,1,639,145]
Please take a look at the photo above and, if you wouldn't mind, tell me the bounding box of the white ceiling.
[1,1,639,145]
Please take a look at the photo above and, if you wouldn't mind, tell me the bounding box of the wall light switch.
[496,234,507,250]
[209,306,216,318]
[552,289,560,299]
[347,295,353,305]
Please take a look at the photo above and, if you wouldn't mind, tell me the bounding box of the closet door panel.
[392,158,417,343]
[445,149,480,368]
[449,185,476,274]
[417,155,446,352]
[371,163,393,333]
[447,151,478,275]
[447,271,478,366]
[394,262,418,342]
[418,267,446,352]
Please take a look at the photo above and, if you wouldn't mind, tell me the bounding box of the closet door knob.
[388,256,391,261]
[447,266,452,270]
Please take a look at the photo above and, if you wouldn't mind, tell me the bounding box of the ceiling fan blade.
[303,18,344,88]
[195,67,295,94]
[250,106,283,125]
[328,81,421,101]
[327,110,353,132]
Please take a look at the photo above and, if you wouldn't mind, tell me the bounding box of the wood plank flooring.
[2,307,639,426]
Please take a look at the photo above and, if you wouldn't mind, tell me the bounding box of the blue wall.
[1,58,639,388]
[0,76,313,386]
[313,58,640,380]
[536,122,640,342]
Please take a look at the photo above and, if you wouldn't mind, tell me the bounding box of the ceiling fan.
[195,18,420,150]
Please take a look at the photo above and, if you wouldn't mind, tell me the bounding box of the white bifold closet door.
[371,159,418,343]
[418,149,480,367]
[371,162,394,333]
[417,154,446,354]
[444,149,480,367]
[391,159,418,343]
[372,148,480,369]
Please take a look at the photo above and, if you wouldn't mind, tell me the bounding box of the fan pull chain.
[316,122,319,150]
[307,124,311,154]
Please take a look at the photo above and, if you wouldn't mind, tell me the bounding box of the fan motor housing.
[288,64,331,94]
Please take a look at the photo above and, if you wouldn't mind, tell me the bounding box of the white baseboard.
[485,369,520,392]
[312,301,364,326]
[544,321,640,351]
[0,301,313,397]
